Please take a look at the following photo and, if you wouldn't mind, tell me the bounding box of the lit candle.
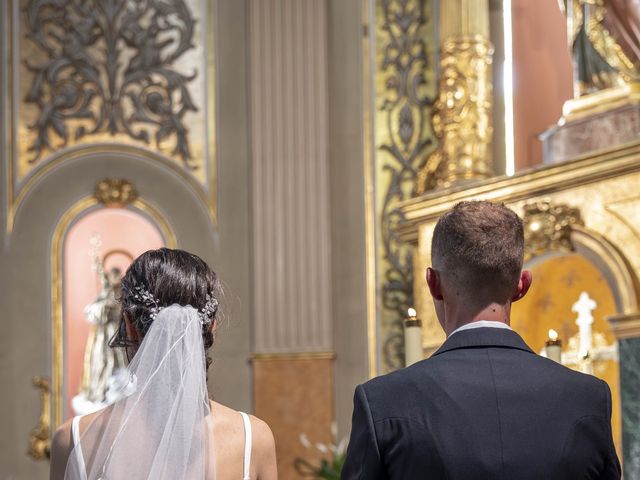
[545,329,562,363]
[404,308,423,367]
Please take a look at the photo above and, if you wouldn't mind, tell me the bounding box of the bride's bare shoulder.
[210,401,272,441]
[210,401,277,479]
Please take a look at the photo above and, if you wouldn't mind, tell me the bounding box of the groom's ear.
[427,267,444,301]
[511,270,532,303]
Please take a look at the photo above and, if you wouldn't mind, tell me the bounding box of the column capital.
[608,313,640,340]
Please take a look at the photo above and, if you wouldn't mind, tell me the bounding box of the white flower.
[299,433,311,449]
[315,442,329,454]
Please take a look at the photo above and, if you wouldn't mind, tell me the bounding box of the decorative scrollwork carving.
[377,0,435,371]
[523,200,584,262]
[416,35,494,193]
[23,0,198,166]
[27,376,51,460]
[94,178,139,207]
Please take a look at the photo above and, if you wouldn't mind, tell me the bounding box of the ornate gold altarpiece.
[397,146,640,353]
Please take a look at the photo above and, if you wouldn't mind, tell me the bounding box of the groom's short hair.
[431,201,524,304]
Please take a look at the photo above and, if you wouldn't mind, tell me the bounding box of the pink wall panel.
[63,208,165,418]
[512,0,573,169]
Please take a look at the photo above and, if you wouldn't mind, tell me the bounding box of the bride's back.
[50,248,277,480]
[52,399,275,479]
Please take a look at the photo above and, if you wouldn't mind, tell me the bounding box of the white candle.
[545,329,562,363]
[404,308,423,367]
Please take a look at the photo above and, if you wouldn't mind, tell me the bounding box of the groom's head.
[427,201,529,322]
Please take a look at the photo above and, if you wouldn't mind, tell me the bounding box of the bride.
[50,248,277,479]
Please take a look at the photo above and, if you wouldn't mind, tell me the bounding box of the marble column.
[609,313,640,478]
[248,1,334,478]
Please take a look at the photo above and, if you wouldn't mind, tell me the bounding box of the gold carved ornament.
[522,200,585,262]
[417,35,494,194]
[28,376,51,460]
[94,178,139,207]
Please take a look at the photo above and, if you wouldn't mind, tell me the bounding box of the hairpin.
[132,283,218,326]
[199,293,219,326]
[133,284,161,320]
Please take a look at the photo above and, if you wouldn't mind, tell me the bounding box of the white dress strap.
[71,416,88,480]
[239,412,252,480]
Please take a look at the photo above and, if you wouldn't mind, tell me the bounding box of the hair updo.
[110,248,222,371]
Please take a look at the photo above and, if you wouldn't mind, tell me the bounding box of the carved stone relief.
[4,0,216,232]
[21,0,203,169]
[522,200,584,262]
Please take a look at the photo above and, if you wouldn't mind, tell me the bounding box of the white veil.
[65,305,213,479]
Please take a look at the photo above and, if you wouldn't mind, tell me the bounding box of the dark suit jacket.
[341,327,621,480]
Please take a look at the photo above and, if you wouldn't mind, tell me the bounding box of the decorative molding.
[374,0,436,372]
[250,351,337,362]
[363,0,378,378]
[608,313,640,340]
[397,141,640,243]
[94,178,138,207]
[523,200,584,262]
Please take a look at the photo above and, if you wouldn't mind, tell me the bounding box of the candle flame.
[548,329,558,341]
[407,307,417,318]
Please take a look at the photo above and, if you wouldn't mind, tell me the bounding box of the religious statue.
[558,291,617,375]
[559,0,640,95]
[72,255,129,415]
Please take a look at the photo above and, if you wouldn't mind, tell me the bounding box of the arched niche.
[570,226,639,316]
[57,203,170,423]
[8,145,219,433]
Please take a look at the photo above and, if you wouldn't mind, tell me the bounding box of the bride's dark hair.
[110,248,222,370]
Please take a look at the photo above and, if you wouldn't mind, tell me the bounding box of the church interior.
[1,0,640,478]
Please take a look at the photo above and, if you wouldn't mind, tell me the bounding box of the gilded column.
[417,0,494,192]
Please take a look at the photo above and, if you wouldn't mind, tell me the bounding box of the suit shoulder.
[359,358,438,414]
[362,358,433,390]
[532,356,609,409]
[541,357,606,388]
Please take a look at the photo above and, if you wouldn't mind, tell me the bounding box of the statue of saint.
[72,266,129,415]
[560,0,640,95]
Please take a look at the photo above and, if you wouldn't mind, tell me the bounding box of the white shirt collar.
[449,320,512,338]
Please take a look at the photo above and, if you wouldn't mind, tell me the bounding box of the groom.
[341,201,620,479]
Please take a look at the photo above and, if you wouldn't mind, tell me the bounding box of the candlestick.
[545,329,562,363]
[404,308,423,367]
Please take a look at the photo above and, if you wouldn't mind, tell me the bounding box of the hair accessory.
[199,293,219,326]
[132,283,217,326]
[133,284,161,320]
